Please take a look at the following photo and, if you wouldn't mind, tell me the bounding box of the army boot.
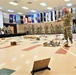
[69,38,73,44]
[63,41,69,47]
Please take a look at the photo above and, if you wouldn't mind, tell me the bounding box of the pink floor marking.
[55,46,70,54]
[22,44,41,51]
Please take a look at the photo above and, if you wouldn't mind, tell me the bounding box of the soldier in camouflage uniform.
[0,28,2,34]
[28,26,32,34]
[39,25,42,34]
[50,24,54,34]
[44,25,48,34]
[58,24,62,34]
[57,7,73,47]
[74,23,76,33]
[36,26,40,34]
[7,26,12,34]
[2,26,7,34]
[31,25,35,34]
[55,25,59,34]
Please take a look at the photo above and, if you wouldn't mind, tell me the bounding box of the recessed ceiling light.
[40,3,47,6]
[47,7,52,10]
[67,3,72,6]
[7,10,14,12]
[34,0,37,1]
[18,12,23,15]
[9,2,18,5]
[31,10,36,12]
[22,7,28,9]
[64,0,70,2]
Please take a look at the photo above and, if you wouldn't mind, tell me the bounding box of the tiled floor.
[0,34,76,75]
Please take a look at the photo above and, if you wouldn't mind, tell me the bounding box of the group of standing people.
[0,26,12,34]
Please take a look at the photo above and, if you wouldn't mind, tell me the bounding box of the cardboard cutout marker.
[31,58,51,75]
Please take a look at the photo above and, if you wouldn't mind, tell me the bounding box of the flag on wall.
[34,14,37,23]
[43,12,46,22]
[58,10,60,19]
[53,11,55,21]
[37,13,41,23]
[46,12,50,22]
[40,13,43,22]
[54,10,57,20]
[71,8,73,13]
[50,11,53,21]
[20,16,24,24]
[13,14,18,24]
[23,15,27,24]
[31,14,34,23]
[9,14,13,23]
[9,14,18,24]
[27,15,32,23]
[13,15,16,22]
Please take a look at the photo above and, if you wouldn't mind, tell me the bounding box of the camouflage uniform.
[2,26,7,34]
[39,25,42,34]
[55,25,59,34]
[62,11,72,45]
[31,25,35,34]
[7,26,12,34]
[0,28,2,34]
[24,26,27,33]
[50,24,54,34]
[58,25,61,34]
[74,23,76,32]
[28,26,32,34]
[44,25,48,34]
[36,26,40,34]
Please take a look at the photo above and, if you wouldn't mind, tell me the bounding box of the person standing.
[2,26,7,34]
[56,7,73,47]
[7,26,12,34]
[74,23,76,33]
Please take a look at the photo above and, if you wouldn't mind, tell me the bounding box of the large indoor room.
[0,0,76,75]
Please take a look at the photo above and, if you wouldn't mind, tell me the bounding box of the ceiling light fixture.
[34,0,37,1]
[47,7,52,10]
[31,10,36,12]
[64,0,70,2]
[67,3,72,6]
[22,7,28,9]
[9,2,18,6]
[7,10,14,12]
[40,3,47,6]
[18,12,23,15]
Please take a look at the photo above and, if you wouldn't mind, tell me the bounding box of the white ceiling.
[0,0,76,14]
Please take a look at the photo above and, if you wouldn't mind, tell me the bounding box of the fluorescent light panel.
[31,10,36,12]
[7,10,14,12]
[9,2,18,5]
[40,3,47,6]
[67,3,72,6]
[22,7,28,9]
[34,0,37,1]
[64,0,70,2]
[47,7,52,10]
[18,12,23,14]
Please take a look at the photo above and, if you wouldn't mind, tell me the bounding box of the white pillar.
[0,11,3,28]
